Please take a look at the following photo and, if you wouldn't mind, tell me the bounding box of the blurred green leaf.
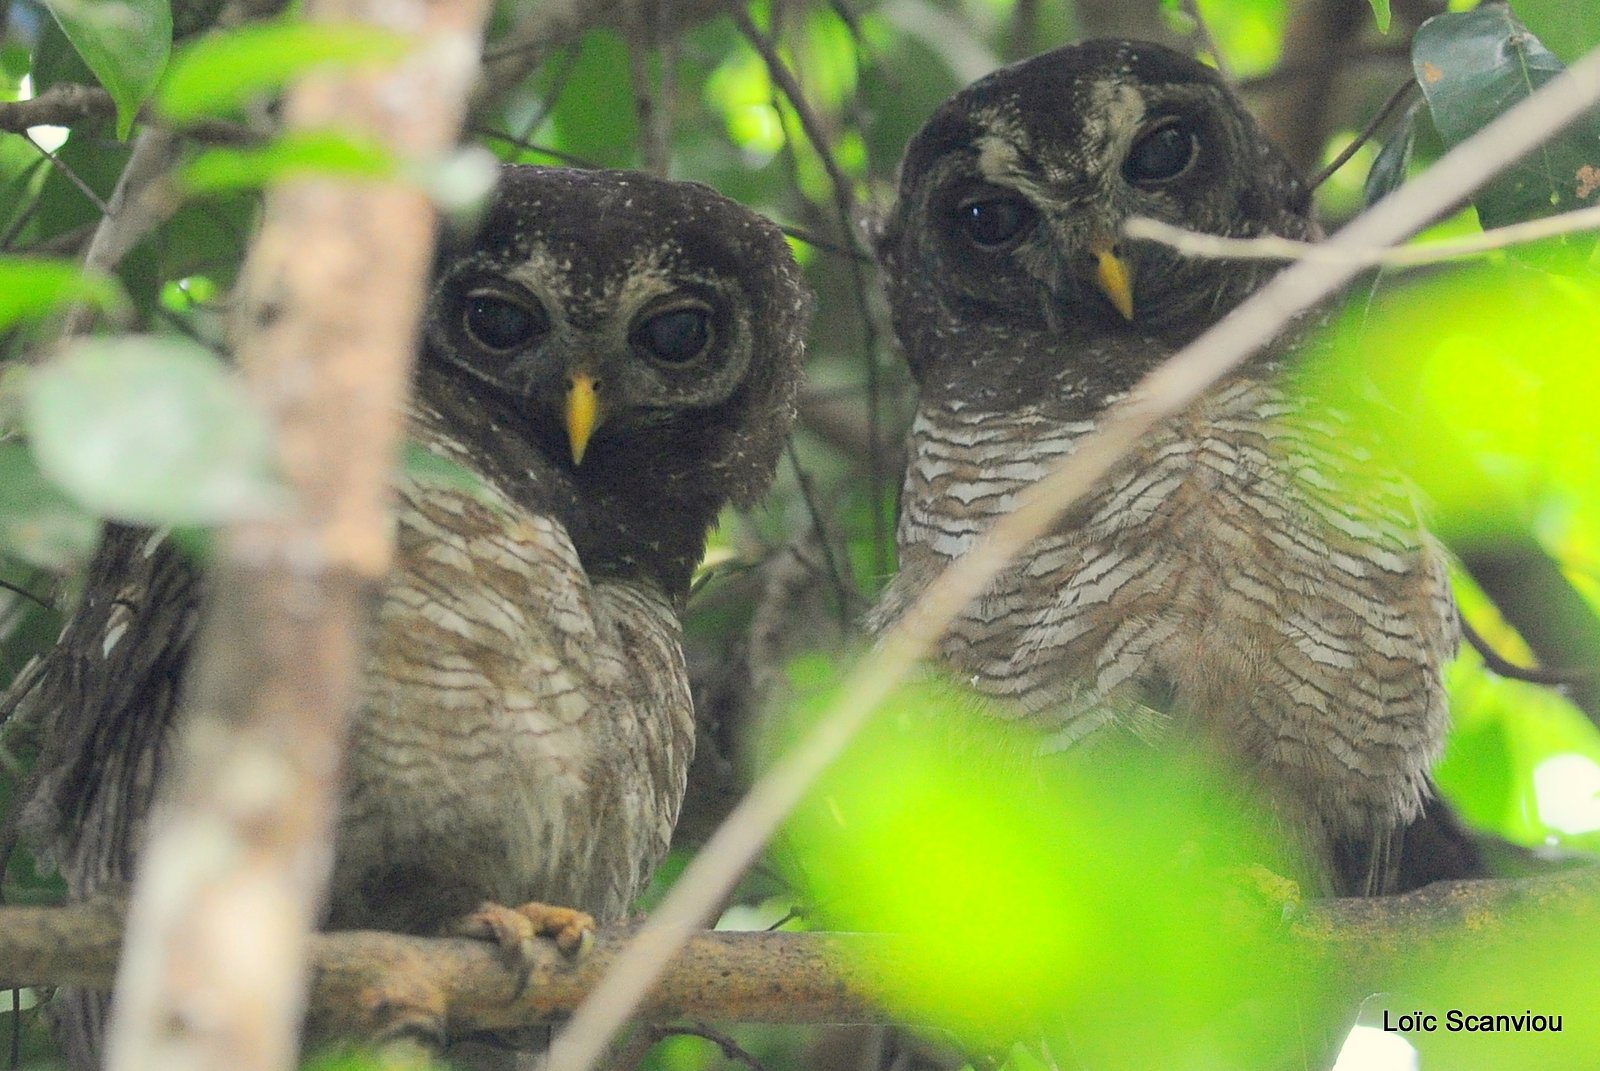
[774,659,1328,1067]
[180,131,398,193]
[1413,8,1600,229]
[0,258,125,329]
[0,441,101,571]
[1306,259,1600,548]
[155,20,410,124]
[1384,897,1600,1069]
[43,0,171,138]
[22,335,283,525]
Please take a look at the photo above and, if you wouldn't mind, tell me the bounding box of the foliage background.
[2,0,1599,1067]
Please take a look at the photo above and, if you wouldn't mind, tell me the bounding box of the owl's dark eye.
[463,290,548,351]
[956,195,1037,249]
[633,307,711,365]
[1123,120,1199,184]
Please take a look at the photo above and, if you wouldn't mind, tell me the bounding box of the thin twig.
[785,441,856,626]
[730,7,889,580]
[1308,78,1419,190]
[1460,610,1597,686]
[545,41,1600,1071]
[1182,0,1233,84]
[778,224,874,263]
[470,127,601,168]
[1123,202,1600,267]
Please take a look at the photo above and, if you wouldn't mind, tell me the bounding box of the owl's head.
[424,166,809,505]
[878,40,1314,384]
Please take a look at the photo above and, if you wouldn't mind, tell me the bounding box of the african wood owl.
[869,40,1456,894]
[16,165,810,1061]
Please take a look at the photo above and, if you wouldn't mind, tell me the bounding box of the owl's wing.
[15,524,199,898]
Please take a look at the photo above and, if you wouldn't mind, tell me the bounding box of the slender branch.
[546,41,1600,1071]
[0,84,262,144]
[1308,78,1418,190]
[1123,202,1600,267]
[1459,611,1596,687]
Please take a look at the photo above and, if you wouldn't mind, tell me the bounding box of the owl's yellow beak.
[565,373,601,466]
[1091,241,1135,321]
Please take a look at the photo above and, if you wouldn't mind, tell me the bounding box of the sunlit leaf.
[1511,0,1600,64]
[22,336,284,525]
[155,20,410,124]
[774,659,1328,1067]
[1305,258,1600,548]
[0,441,101,571]
[1413,8,1600,229]
[0,258,125,329]
[1381,898,1600,1069]
[43,0,171,138]
[179,131,398,193]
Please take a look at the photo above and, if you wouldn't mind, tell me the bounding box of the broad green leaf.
[0,441,101,571]
[774,659,1327,1068]
[155,20,410,125]
[1304,258,1600,549]
[1413,8,1600,229]
[43,0,171,139]
[549,31,638,167]
[180,131,398,193]
[23,336,283,525]
[0,258,125,329]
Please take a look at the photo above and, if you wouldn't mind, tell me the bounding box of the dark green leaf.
[43,0,172,138]
[0,441,102,571]
[1364,100,1418,207]
[23,336,284,525]
[0,258,125,329]
[156,20,410,124]
[179,131,398,194]
[1413,7,1600,228]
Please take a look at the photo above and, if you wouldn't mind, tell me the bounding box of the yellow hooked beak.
[1091,240,1135,321]
[565,373,601,466]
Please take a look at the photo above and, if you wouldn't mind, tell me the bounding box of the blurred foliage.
[2,0,1600,1069]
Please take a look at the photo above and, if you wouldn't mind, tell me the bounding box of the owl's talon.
[453,900,597,965]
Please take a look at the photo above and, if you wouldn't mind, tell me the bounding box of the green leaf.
[1368,0,1391,34]
[0,441,101,571]
[155,20,410,125]
[400,440,501,511]
[1364,100,1419,207]
[23,336,284,526]
[0,258,125,329]
[1413,8,1600,229]
[43,0,172,139]
[179,131,398,194]
[774,660,1328,1068]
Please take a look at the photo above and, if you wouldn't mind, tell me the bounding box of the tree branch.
[3,873,1596,1042]
[100,0,493,1068]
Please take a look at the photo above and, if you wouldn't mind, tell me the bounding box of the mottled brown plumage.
[17,165,809,1061]
[870,40,1455,894]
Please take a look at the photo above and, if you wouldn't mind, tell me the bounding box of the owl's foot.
[453,900,597,960]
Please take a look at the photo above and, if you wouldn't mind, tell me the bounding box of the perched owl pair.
[14,35,1454,1065]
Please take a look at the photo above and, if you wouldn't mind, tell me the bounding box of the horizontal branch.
[0,83,263,144]
[2,873,1596,1043]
